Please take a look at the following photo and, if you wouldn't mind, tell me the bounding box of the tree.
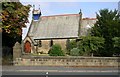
[91,9,120,56]
[70,48,80,56]
[2,2,30,46]
[77,36,105,56]
[66,40,77,55]
[48,44,65,56]
[112,37,120,55]
[1,2,30,63]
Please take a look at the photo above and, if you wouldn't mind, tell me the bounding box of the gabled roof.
[80,18,97,36]
[28,14,81,40]
[82,18,97,20]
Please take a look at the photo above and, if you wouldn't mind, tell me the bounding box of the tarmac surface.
[1,66,120,77]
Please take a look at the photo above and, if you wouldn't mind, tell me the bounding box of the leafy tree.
[66,40,77,55]
[48,44,65,56]
[2,2,30,46]
[70,48,81,56]
[1,2,30,62]
[77,36,105,56]
[112,37,120,55]
[91,9,120,56]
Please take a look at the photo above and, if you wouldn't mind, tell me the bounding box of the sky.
[20,0,120,40]
[20,2,118,17]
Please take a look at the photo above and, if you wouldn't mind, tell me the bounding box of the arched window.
[24,41,31,53]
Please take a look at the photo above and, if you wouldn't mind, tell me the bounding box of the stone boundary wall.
[14,56,120,67]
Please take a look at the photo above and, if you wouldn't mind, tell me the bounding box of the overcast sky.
[20,0,120,40]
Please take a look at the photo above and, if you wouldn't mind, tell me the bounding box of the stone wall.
[14,56,119,67]
[37,39,68,54]
[53,39,67,50]
[37,40,50,54]
[13,42,22,60]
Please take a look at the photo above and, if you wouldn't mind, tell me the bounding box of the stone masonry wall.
[38,40,50,54]
[53,39,67,50]
[37,39,67,54]
[15,56,119,67]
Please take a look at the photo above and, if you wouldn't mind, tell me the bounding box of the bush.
[48,44,65,56]
[78,36,105,56]
[112,37,120,55]
[70,48,80,56]
[66,40,77,55]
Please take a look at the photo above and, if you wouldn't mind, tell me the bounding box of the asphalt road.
[1,66,120,77]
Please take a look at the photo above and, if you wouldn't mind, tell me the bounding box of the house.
[80,18,97,36]
[23,8,96,54]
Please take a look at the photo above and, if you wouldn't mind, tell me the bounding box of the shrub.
[78,36,105,56]
[66,40,77,55]
[48,44,65,56]
[112,37,120,55]
[70,48,80,56]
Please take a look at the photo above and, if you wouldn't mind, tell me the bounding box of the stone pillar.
[13,42,21,60]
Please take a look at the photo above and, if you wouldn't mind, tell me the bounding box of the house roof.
[82,18,97,20]
[28,14,81,40]
[80,18,97,36]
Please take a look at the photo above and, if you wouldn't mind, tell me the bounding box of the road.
[1,66,120,77]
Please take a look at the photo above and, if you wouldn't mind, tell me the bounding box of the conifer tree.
[91,9,120,56]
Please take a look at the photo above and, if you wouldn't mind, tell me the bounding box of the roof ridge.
[82,18,97,20]
[41,14,80,18]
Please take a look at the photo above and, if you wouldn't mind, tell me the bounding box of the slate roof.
[28,14,81,40]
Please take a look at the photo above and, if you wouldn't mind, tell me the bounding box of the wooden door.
[24,41,31,53]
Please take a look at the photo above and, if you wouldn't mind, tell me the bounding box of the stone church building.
[23,8,97,54]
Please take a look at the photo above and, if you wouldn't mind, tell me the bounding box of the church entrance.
[24,41,31,53]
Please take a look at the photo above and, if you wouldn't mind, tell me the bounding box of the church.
[23,7,96,55]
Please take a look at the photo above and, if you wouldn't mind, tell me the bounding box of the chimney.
[32,5,41,21]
